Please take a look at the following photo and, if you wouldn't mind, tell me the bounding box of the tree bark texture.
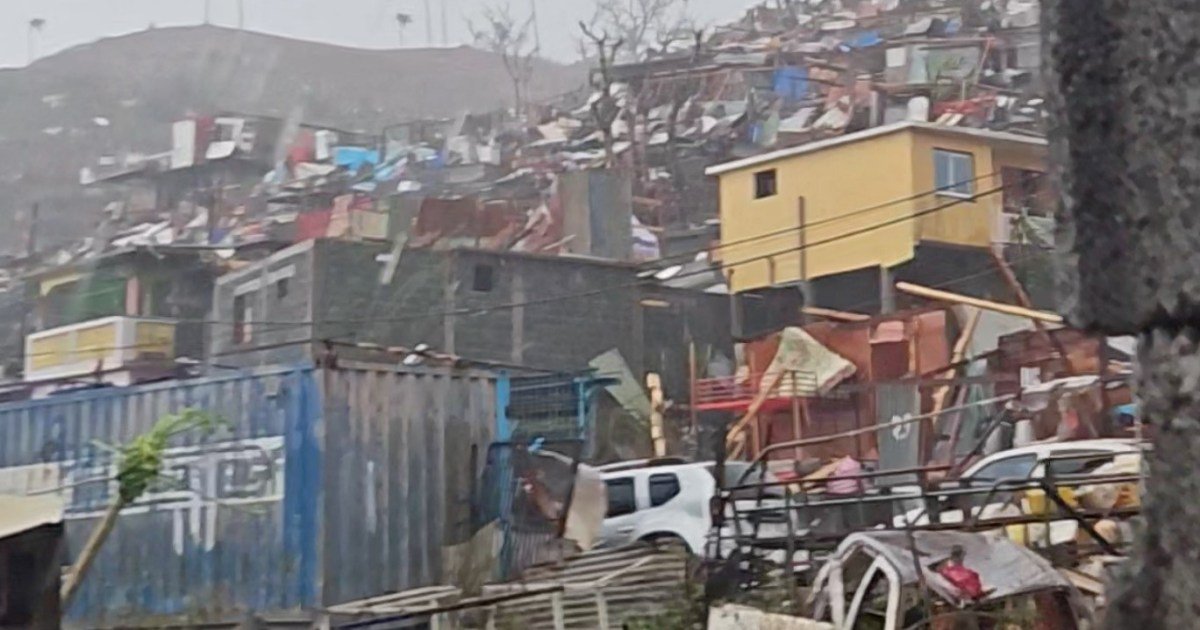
[1045,0,1200,626]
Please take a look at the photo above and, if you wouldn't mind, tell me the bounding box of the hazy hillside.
[0,25,587,251]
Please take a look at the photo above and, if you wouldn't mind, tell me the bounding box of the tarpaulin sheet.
[761,327,856,397]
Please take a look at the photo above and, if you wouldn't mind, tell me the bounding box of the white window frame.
[933,148,976,198]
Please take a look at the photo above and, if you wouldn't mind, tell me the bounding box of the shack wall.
[0,365,321,627]
[318,362,497,605]
[0,362,498,627]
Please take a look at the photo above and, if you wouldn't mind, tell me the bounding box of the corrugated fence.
[0,362,497,628]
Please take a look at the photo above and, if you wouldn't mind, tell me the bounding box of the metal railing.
[692,370,819,409]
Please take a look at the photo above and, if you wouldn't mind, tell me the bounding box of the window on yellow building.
[754,169,778,199]
[933,149,975,197]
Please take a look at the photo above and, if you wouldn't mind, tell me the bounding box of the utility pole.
[26,18,45,65]
[25,202,38,258]
[424,0,433,45]
[237,0,245,29]
[203,0,211,24]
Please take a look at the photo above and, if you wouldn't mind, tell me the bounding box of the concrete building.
[210,239,731,408]
[705,121,1049,296]
[21,247,218,396]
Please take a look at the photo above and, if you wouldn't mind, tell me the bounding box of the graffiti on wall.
[0,436,285,554]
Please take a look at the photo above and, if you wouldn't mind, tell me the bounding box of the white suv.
[595,459,791,557]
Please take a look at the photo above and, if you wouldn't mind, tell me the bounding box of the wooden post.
[688,341,698,431]
[726,369,786,451]
[790,382,802,461]
[551,591,565,630]
[595,590,610,630]
[647,373,666,457]
[988,247,1074,374]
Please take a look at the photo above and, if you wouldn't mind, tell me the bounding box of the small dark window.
[648,473,681,507]
[754,169,778,199]
[472,264,495,292]
[605,478,637,517]
[276,278,290,300]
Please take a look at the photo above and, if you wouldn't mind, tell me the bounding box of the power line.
[217,182,1018,328]
[0,240,1054,369]
[646,170,1009,268]
[8,181,1028,332]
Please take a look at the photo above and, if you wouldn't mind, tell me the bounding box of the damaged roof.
[706,120,1048,176]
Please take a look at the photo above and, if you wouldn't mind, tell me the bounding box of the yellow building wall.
[28,320,117,372]
[910,132,1046,247]
[718,132,918,293]
[134,321,176,357]
[910,131,1000,248]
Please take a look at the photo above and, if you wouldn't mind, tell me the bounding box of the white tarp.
[760,326,857,397]
[0,494,63,540]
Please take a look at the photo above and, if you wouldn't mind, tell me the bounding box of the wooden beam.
[725,369,786,451]
[931,307,983,415]
[988,248,1076,375]
[895,282,1064,324]
[802,306,871,322]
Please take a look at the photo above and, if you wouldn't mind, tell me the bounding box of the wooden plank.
[931,307,982,415]
[895,282,1064,324]
[725,369,787,451]
[801,306,871,322]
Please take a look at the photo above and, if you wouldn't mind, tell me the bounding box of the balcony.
[25,316,176,381]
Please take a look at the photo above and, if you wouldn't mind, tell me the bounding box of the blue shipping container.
[0,362,498,628]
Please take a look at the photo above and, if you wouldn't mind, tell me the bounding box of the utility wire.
[645,170,1010,268]
[0,229,1051,368]
[18,183,1016,332]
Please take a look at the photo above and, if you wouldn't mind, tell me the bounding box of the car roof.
[599,461,713,479]
[964,439,1143,473]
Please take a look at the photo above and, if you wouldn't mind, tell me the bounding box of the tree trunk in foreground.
[1045,0,1200,626]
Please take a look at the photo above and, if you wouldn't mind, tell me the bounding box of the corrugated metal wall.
[0,365,321,627]
[318,362,496,606]
[0,362,498,628]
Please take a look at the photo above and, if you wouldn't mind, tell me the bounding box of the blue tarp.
[773,66,809,101]
[334,146,380,170]
[844,30,883,48]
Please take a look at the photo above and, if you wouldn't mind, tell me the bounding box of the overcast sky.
[0,0,747,68]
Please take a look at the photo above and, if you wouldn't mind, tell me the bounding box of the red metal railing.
[693,371,819,411]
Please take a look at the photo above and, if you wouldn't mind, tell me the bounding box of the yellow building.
[705,122,1048,294]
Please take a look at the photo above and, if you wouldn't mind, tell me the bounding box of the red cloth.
[938,563,984,600]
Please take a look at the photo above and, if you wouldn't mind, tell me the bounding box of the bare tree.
[470,4,540,114]
[588,0,692,62]
[579,22,625,166]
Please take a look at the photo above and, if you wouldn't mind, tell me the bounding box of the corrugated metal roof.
[329,543,690,630]
[705,121,1047,176]
[486,543,690,629]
